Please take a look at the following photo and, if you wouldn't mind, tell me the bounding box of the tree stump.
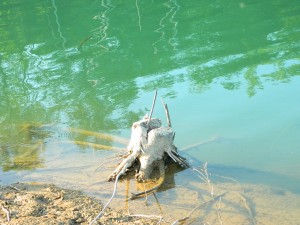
[108,114,189,182]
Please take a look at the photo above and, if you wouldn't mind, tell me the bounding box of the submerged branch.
[193,163,224,225]
[65,127,128,145]
[55,141,124,151]
[22,122,129,145]
[78,35,93,49]
[171,192,227,225]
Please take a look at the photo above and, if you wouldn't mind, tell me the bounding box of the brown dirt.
[1,179,300,225]
[0,182,158,225]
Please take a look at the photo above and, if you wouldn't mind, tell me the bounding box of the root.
[129,160,165,200]
[167,150,190,168]
[108,152,139,181]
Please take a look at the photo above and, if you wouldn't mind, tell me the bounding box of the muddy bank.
[0,182,158,225]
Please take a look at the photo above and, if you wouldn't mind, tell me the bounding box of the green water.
[0,0,300,196]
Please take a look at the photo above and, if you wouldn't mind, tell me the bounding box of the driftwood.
[108,93,189,197]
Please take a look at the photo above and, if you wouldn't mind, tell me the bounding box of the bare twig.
[192,167,208,183]
[161,98,172,127]
[1,205,10,222]
[171,199,211,225]
[78,34,93,49]
[171,192,227,225]
[193,163,223,225]
[89,163,128,225]
[211,173,241,185]
[180,136,220,151]
[147,90,158,126]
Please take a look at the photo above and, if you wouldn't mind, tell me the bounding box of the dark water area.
[1,0,300,221]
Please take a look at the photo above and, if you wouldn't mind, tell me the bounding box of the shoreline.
[0,182,158,225]
[2,178,300,225]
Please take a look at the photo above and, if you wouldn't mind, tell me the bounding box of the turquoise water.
[0,0,300,196]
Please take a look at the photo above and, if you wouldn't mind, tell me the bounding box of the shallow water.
[1,0,300,222]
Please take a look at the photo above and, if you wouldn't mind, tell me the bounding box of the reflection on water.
[51,0,67,49]
[153,0,180,53]
[91,0,115,52]
[1,0,300,221]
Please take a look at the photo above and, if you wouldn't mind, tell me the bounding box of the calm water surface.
[1,0,300,199]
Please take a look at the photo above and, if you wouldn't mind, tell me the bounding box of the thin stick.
[1,205,10,222]
[89,163,128,225]
[161,98,172,127]
[171,192,227,225]
[78,34,93,49]
[147,90,158,126]
[180,136,219,151]
[125,178,130,213]
[192,167,209,183]
[152,192,163,215]
[171,200,211,225]
[194,163,223,225]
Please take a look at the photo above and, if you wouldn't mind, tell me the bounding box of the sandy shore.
[0,182,158,225]
[1,179,300,225]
